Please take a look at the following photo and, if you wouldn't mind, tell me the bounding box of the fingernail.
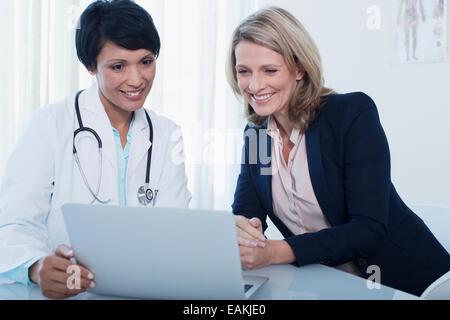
[259,235,266,241]
[90,281,96,288]
[259,242,266,248]
[88,273,94,280]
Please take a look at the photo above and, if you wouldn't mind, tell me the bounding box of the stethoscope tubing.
[73,90,154,205]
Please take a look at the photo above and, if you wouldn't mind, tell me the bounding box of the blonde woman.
[228,7,450,297]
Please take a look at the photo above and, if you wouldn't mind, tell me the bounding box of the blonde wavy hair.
[226,7,334,132]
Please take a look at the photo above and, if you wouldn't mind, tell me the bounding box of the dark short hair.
[76,0,161,71]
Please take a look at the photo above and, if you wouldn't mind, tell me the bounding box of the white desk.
[0,263,417,300]
[244,264,417,300]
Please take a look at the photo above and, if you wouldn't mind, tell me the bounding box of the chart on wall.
[393,0,447,64]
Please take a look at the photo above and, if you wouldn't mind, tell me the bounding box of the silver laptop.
[61,204,268,300]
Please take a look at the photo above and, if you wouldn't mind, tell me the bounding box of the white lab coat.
[0,83,192,274]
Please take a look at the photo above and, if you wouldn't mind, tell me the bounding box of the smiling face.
[91,41,156,119]
[235,40,303,120]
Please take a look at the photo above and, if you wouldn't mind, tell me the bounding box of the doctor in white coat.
[0,0,191,299]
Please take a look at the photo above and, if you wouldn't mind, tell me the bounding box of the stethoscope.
[73,90,156,206]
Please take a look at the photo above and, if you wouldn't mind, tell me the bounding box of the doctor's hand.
[234,216,266,248]
[28,244,96,299]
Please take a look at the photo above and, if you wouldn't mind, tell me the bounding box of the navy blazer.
[232,92,450,296]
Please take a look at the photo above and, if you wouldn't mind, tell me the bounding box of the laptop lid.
[61,204,266,300]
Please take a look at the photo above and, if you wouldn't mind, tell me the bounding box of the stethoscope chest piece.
[138,184,154,206]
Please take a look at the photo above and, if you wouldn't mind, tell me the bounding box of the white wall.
[258,0,450,208]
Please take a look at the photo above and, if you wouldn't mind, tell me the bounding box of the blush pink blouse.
[267,117,361,277]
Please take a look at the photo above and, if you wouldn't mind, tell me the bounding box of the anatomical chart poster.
[393,0,447,64]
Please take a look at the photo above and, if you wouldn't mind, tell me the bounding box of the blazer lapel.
[258,126,273,215]
[305,111,338,226]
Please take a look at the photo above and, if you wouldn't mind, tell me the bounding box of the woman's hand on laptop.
[239,240,296,270]
[28,244,96,299]
[234,216,266,248]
